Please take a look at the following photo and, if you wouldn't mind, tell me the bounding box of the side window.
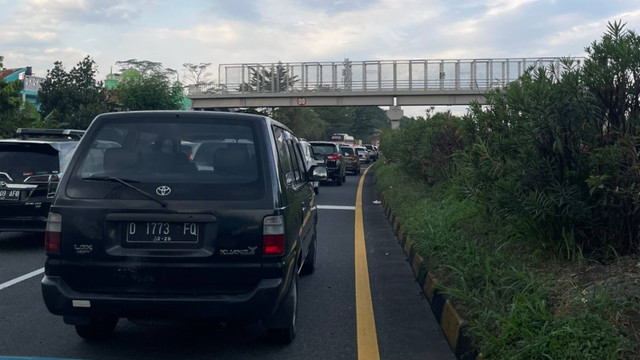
[78,126,127,177]
[273,126,294,186]
[286,140,301,183]
[294,142,309,177]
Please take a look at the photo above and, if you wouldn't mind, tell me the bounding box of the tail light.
[327,154,340,160]
[263,215,285,256]
[47,174,60,198]
[24,173,56,183]
[45,212,62,255]
[24,174,60,198]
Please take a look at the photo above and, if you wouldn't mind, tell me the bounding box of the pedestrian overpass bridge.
[187,57,580,127]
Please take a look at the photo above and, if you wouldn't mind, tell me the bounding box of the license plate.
[125,222,199,243]
[0,190,21,201]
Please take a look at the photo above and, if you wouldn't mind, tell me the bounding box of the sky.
[1,0,639,117]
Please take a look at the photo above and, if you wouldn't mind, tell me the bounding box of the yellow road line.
[355,166,380,360]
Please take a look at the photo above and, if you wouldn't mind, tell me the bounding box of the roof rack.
[15,128,85,140]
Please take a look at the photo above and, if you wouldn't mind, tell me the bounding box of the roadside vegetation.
[377,22,640,359]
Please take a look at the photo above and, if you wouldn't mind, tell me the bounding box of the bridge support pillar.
[386,106,404,129]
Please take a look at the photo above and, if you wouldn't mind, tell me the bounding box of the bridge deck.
[188,57,581,108]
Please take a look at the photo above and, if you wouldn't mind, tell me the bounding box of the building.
[0,67,45,106]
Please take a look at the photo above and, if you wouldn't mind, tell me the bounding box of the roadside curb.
[379,191,478,360]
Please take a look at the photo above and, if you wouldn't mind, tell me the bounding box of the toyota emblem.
[156,186,171,196]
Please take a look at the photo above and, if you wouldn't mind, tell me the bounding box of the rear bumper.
[0,201,50,232]
[326,167,342,180]
[0,215,48,232]
[344,163,358,172]
[42,275,286,322]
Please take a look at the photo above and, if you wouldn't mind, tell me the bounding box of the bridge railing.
[189,58,583,96]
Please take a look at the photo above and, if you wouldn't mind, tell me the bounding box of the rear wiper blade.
[82,175,168,208]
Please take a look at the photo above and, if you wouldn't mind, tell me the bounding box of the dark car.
[340,145,360,175]
[41,111,327,344]
[309,141,346,185]
[0,128,83,233]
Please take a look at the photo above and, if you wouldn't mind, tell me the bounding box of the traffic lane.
[0,187,358,359]
[0,232,44,284]
[315,163,368,207]
[363,167,455,360]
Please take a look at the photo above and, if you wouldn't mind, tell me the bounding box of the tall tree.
[115,59,165,77]
[38,56,112,129]
[115,66,183,111]
[183,62,213,84]
[272,108,327,140]
[351,106,390,142]
[0,79,21,113]
[239,62,299,92]
[312,107,356,138]
[0,56,41,137]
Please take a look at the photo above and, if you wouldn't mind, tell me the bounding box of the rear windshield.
[311,144,338,155]
[0,144,59,182]
[356,148,367,154]
[340,147,354,155]
[66,118,267,201]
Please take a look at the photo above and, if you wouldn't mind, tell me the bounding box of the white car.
[300,140,322,194]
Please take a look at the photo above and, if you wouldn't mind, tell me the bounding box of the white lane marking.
[317,205,356,211]
[0,268,44,291]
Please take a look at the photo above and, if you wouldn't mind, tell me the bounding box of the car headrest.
[214,146,250,174]
[104,148,137,173]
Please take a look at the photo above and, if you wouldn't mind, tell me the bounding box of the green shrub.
[375,161,633,359]
[456,22,640,258]
[379,111,464,184]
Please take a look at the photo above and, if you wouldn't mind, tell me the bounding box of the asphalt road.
[0,163,454,360]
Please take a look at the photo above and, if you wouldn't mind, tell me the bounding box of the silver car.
[300,140,322,194]
[355,146,370,164]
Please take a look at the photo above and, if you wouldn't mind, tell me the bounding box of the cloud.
[3,47,96,76]
[150,24,241,45]
[3,0,640,91]
[546,9,640,49]
[485,0,540,16]
[22,0,149,24]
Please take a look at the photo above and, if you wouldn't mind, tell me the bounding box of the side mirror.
[285,172,295,186]
[309,165,328,181]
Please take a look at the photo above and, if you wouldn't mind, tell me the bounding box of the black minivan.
[41,111,327,344]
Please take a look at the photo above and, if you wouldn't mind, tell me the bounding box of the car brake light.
[24,173,59,183]
[263,215,285,255]
[45,212,62,255]
[327,155,340,160]
[47,174,60,198]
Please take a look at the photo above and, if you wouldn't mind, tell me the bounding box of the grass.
[375,160,638,359]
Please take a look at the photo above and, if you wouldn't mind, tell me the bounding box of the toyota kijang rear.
[41,112,298,327]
